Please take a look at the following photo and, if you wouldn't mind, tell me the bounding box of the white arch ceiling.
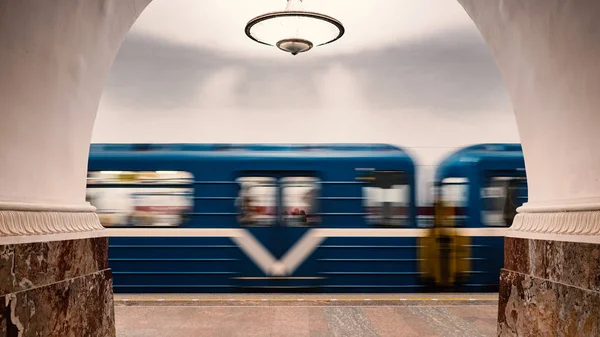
[133,0,475,59]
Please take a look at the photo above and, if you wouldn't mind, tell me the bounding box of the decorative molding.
[510,211,600,236]
[0,201,96,212]
[0,230,107,246]
[517,199,600,213]
[0,210,103,237]
[506,230,600,245]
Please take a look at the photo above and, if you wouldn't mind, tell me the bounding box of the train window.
[481,177,526,227]
[236,177,277,226]
[281,177,320,226]
[440,178,468,207]
[363,171,410,226]
[86,171,194,227]
[436,177,469,226]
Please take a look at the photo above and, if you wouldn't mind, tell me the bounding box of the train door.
[419,177,470,289]
[235,176,278,289]
[235,173,321,290]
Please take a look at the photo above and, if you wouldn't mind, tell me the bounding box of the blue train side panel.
[88,144,422,293]
[317,237,424,292]
[109,237,239,293]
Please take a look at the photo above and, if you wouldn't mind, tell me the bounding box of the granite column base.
[498,237,600,336]
[0,237,115,337]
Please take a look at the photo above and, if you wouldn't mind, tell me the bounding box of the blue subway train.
[87,143,526,293]
[420,143,527,292]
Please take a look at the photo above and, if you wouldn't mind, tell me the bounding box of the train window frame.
[281,176,321,227]
[480,175,527,227]
[362,170,411,227]
[86,170,194,228]
[436,177,469,227]
[235,176,278,227]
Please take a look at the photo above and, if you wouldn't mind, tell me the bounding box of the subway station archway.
[1,0,599,335]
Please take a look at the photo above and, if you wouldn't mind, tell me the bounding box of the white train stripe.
[104,227,508,238]
[314,228,429,237]
[231,233,277,276]
[104,227,508,276]
[104,228,244,237]
[454,228,508,237]
[279,233,325,275]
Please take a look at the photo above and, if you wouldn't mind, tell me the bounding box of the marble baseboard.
[499,237,600,336]
[0,269,115,337]
[504,237,600,292]
[0,237,115,336]
[498,269,600,336]
[0,237,108,296]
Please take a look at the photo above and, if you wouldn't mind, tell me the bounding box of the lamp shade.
[245,1,344,55]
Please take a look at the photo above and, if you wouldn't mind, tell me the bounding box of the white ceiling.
[97,0,517,175]
[132,0,476,59]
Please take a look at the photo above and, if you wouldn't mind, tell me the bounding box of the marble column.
[457,0,600,335]
[0,1,150,336]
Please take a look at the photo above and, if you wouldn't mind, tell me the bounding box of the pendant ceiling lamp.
[245,0,345,56]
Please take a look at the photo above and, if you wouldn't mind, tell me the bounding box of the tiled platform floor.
[115,294,498,337]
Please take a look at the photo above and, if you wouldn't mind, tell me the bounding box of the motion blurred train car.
[419,143,527,292]
[87,143,421,293]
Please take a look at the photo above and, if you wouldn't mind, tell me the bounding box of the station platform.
[115,293,498,336]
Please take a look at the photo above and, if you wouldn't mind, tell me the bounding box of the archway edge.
[458,0,600,238]
[2,0,600,238]
[458,1,600,335]
[0,0,151,238]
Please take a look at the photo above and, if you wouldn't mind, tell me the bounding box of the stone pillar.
[0,1,150,335]
[457,0,600,335]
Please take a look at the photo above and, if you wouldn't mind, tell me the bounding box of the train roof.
[435,143,525,181]
[89,143,414,161]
